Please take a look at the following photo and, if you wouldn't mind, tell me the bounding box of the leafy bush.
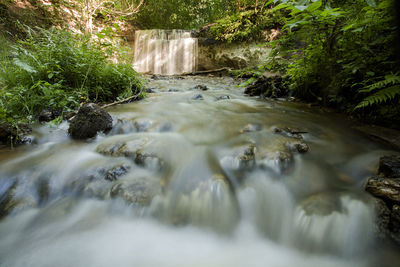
[0,27,143,123]
[268,0,399,126]
[133,0,236,29]
[209,8,286,42]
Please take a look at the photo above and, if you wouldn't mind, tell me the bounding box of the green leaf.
[13,58,36,73]
[365,0,376,8]
[295,5,308,11]
[307,0,322,12]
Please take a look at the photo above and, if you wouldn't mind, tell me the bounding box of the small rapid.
[0,76,398,267]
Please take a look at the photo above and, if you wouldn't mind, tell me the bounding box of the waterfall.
[133,30,198,75]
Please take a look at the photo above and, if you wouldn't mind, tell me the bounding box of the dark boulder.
[38,109,61,122]
[38,110,53,122]
[244,75,289,98]
[0,122,32,145]
[146,87,155,93]
[379,155,400,178]
[68,103,113,139]
[365,155,400,245]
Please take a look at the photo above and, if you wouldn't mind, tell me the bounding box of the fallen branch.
[181,67,231,76]
[101,93,142,109]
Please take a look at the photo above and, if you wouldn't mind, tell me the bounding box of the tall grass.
[0,27,144,123]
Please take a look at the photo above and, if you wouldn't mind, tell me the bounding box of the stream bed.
[0,76,399,267]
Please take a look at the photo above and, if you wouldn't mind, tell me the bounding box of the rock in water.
[365,155,400,245]
[194,84,208,91]
[68,103,112,139]
[365,176,400,204]
[192,94,204,100]
[0,122,32,145]
[379,155,400,178]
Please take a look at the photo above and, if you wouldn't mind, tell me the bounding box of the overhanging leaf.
[365,0,376,8]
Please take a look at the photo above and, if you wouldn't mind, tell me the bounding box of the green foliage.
[209,8,286,42]
[0,27,143,123]
[355,73,400,109]
[268,0,399,126]
[133,0,236,29]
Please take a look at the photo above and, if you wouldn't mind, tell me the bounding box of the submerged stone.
[110,177,161,206]
[239,124,261,133]
[216,95,230,101]
[192,94,204,100]
[220,144,256,172]
[258,151,294,174]
[300,193,343,216]
[0,179,19,219]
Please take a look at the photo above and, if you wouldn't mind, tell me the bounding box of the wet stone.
[133,119,157,132]
[0,179,19,220]
[390,205,400,234]
[68,103,112,139]
[134,150,164,171]
[287,141,309,154]
[96,138,165,171]
[220,144,256,172]
[300,193,343,216]
[194,84,208,91]
[258,151,294,174]
[146,87,156,93]
[374,198,391,239]
[104,165,130,181]
[379,155,400,178]
[192,94,204,100]
[365,176,400,205]
[110,177,161,206]
[240,124,261,133]
[273,126,307,139]
[0,122,32,145]
[38,110,53,122]
[216,95,231,101]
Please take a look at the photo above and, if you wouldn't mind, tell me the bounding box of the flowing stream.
[0,76,399,267]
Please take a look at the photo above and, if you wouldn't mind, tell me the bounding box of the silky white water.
[0,76,398,267]
[133,30,198,75]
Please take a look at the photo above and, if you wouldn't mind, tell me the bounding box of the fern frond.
[360,72,400,93]
[355,84,400,109]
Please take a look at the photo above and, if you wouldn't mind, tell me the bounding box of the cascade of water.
[133,30,198,75]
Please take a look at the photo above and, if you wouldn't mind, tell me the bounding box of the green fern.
[359,73,400,93]
[355,83,400,109]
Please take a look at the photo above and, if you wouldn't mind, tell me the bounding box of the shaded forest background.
[0,0,399,131]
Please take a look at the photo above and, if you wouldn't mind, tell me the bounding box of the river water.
[0,76,398,267]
